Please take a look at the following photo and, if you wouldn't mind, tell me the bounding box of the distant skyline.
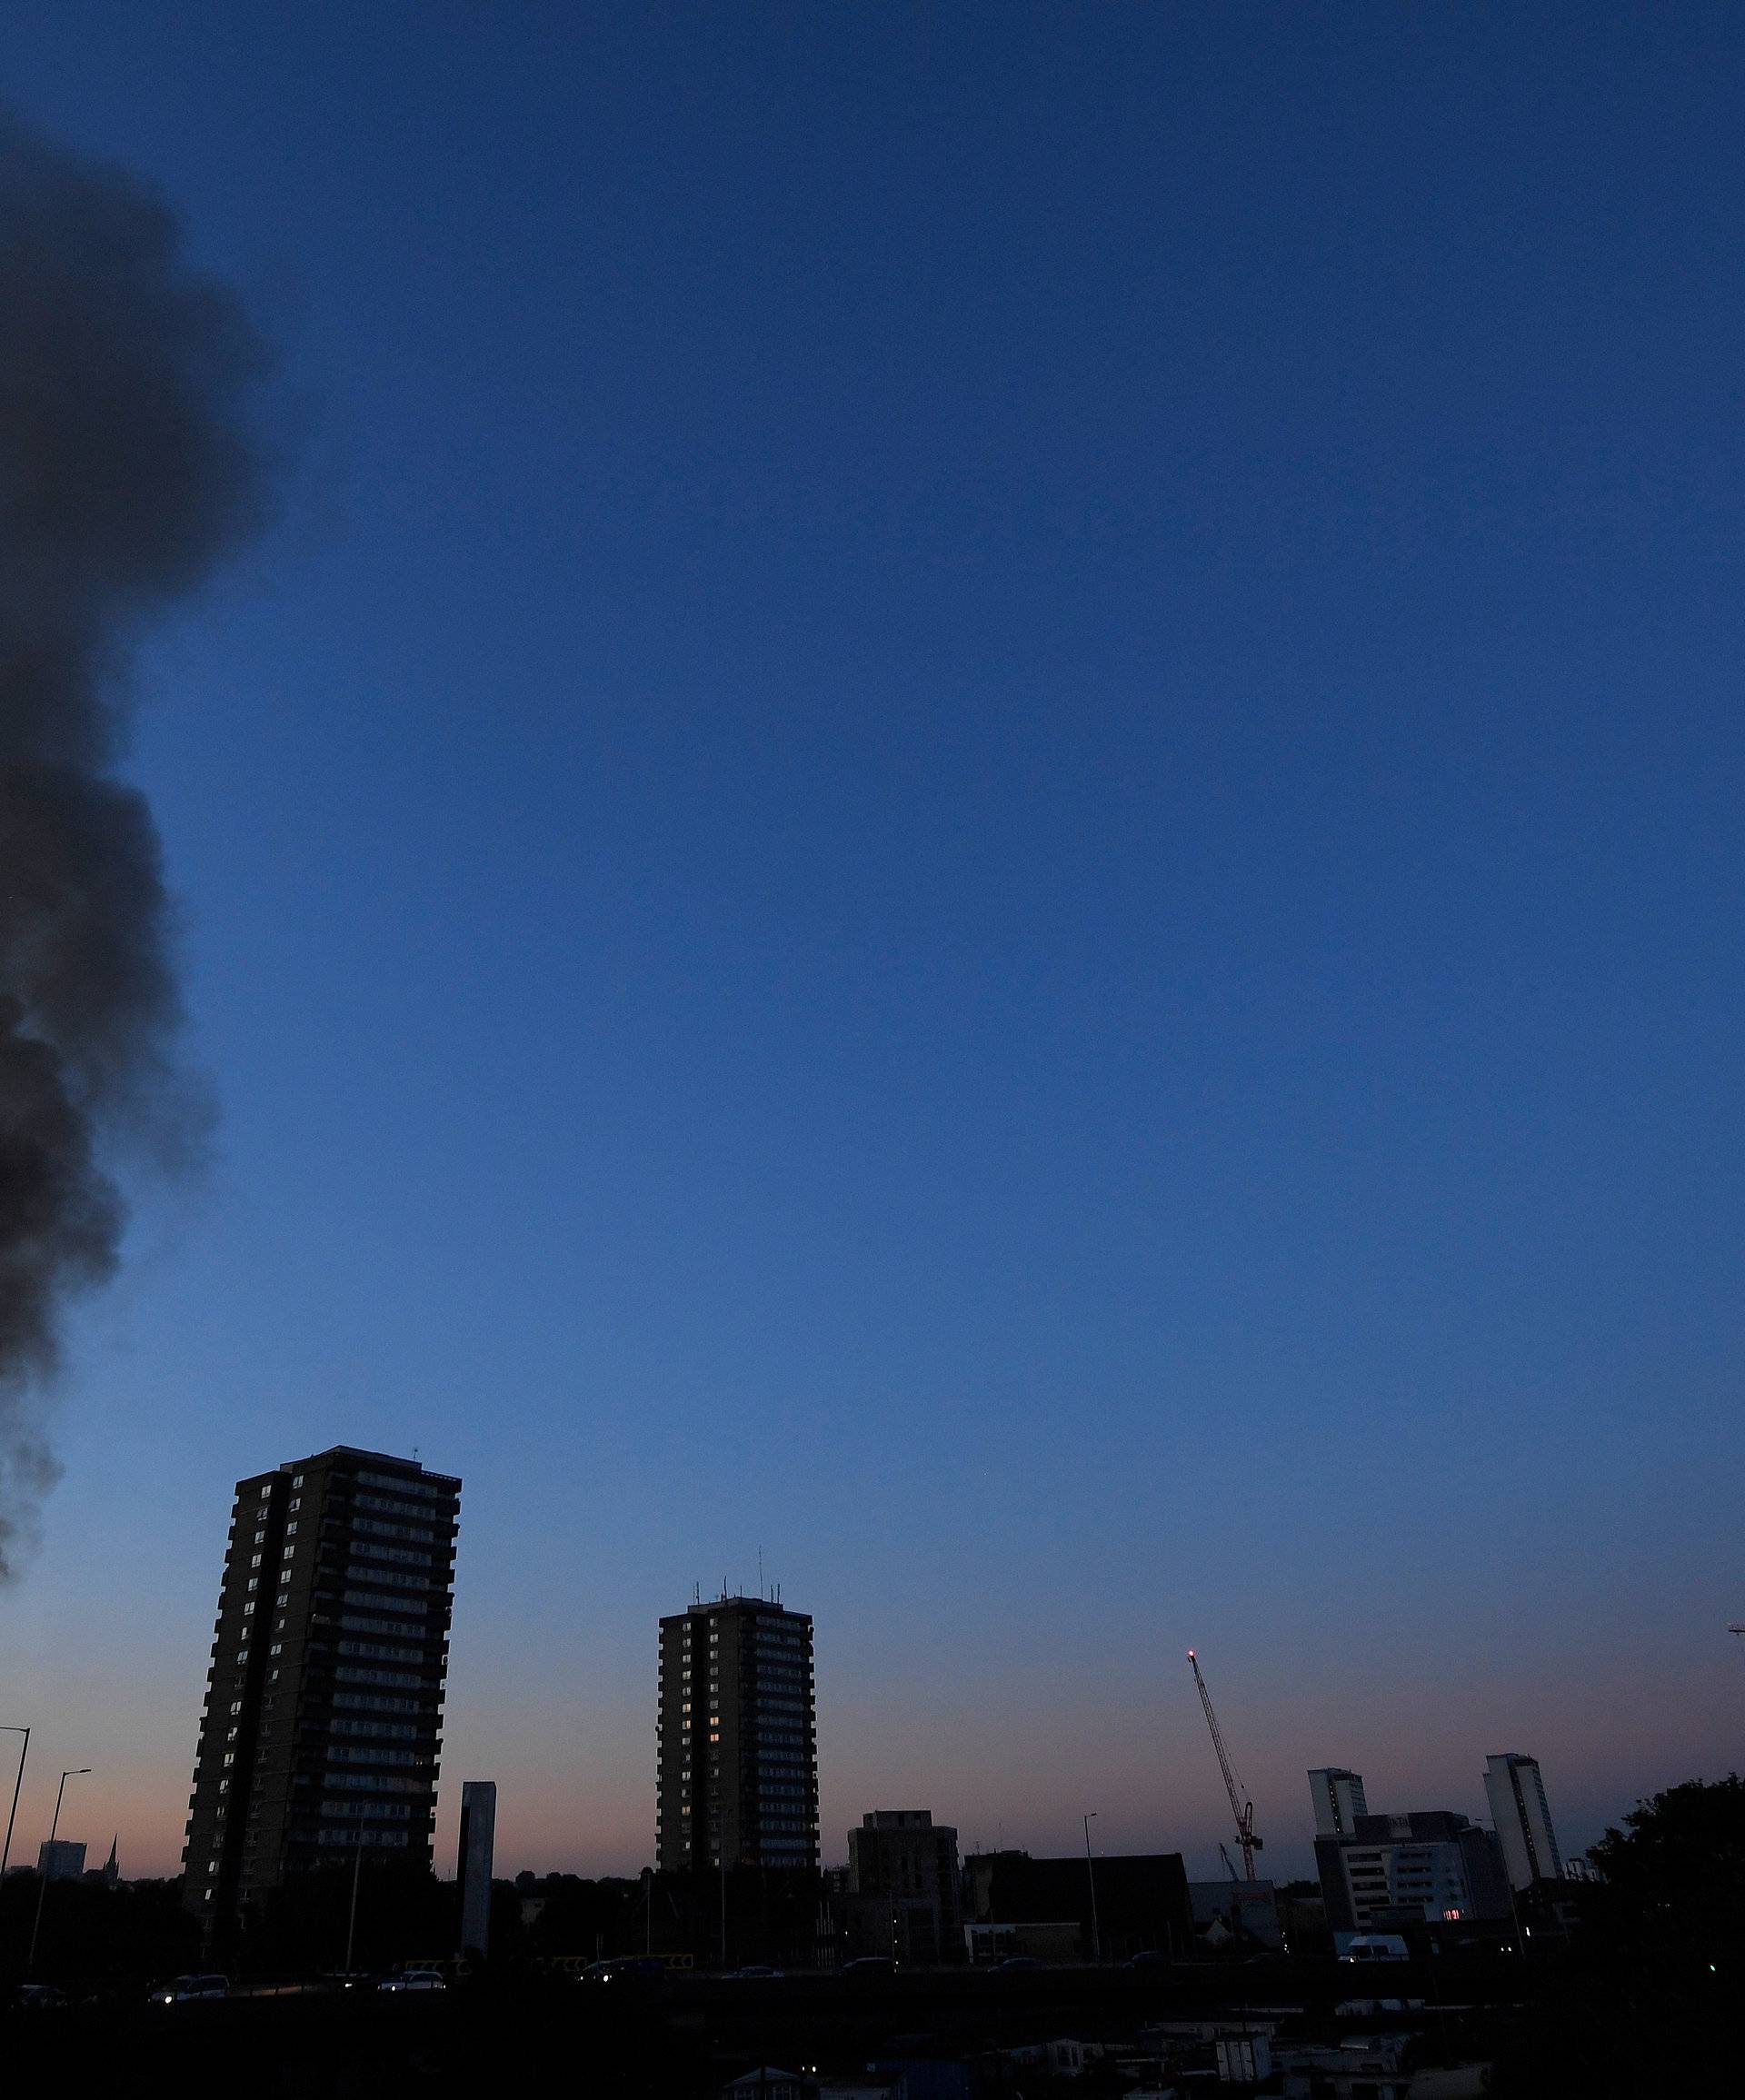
[5,2,1745,1886]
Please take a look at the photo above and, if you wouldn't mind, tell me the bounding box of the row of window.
[353,1515,436,1544]
[337,1638,428,1664]
[323,1772,429,1793]
[347,1542,433,1568]
[341,1565,433,1593]
[354,1490,451,1520]
[355,1469,453,1503]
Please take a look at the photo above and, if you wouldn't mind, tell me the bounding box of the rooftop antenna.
[758,1546,764,1599]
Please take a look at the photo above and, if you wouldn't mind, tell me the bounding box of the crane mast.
[1188,1648,1262,1882]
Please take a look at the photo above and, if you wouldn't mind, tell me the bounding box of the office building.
[656,1594,818,1870]
[182,1446,461,1933]
[37,1839,85,1882]
[1483,1752,1561,1889]
[457,1779,496,1958]
[1314,1810,1510,1933]
[844,1809,962,1963]
[1308,1767,1369,1837]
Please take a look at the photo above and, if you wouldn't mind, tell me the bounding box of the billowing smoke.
[0,114,270,1575]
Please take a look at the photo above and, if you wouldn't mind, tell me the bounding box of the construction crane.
[1188,1648,1262,1882]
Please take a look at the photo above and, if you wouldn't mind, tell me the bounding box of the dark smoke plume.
[0,115,269,1575]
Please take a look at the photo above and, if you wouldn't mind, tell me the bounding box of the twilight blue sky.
[5,2,1745,1882]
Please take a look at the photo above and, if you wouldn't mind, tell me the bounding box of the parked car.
[578,1956,667,1986]
[15,1983,68,2011]
[988,1956,1039,1974]
[1125,1948,1172,1970]
[148,1974,230,2005]
[377,1968,447,1993]
[841,1956,895,1977]
[729,1964,783,1980]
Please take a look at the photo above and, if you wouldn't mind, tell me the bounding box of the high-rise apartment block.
[656,1596,818,1871]
[183,1447,461,1932]
[1308,1767,1369,1837]
[1482,1752,1561,1889]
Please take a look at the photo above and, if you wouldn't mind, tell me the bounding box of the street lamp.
[1082,1812,1102,1964]
[0,1726,28,1881]
[27,1767,91,1976]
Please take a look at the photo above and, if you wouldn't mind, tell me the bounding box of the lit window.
[218,1779,229,1793]
[270,1644,283,1656]
[254,1531,266,1546]
[282,1544,294,1559]
[276,1592,289,1607]
[247,1579,259,1593]
[285,1521,298,1535]
[288,1498,301,1512]
[243,1602,255,1616]
[223,1753,235,1767]
[229,1702,243,1716]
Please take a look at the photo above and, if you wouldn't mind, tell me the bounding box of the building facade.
[1314,1810,1511,1933]
[457,1778,497,1958]
[656,1596,818,1871]
[36,1840,85,1882]
[845,1809,962,1963]
[1482,1752,1561,1890]
[182,1446,461,1934]
[1308,1766,1370,1837]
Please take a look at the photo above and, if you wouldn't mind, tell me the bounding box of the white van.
[1336,1934,1411,1964]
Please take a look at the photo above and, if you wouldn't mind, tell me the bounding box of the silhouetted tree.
[1494,1774,1744,2095]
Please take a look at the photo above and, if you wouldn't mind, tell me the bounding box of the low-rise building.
[844,1809,962,1964]
[964,1847,1192,1961]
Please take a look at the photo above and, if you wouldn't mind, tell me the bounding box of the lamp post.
[0,1726,29,1882]
[344,1836,365,1972]
[1082,1812,1102,1964]
[27,1767,90,1975]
